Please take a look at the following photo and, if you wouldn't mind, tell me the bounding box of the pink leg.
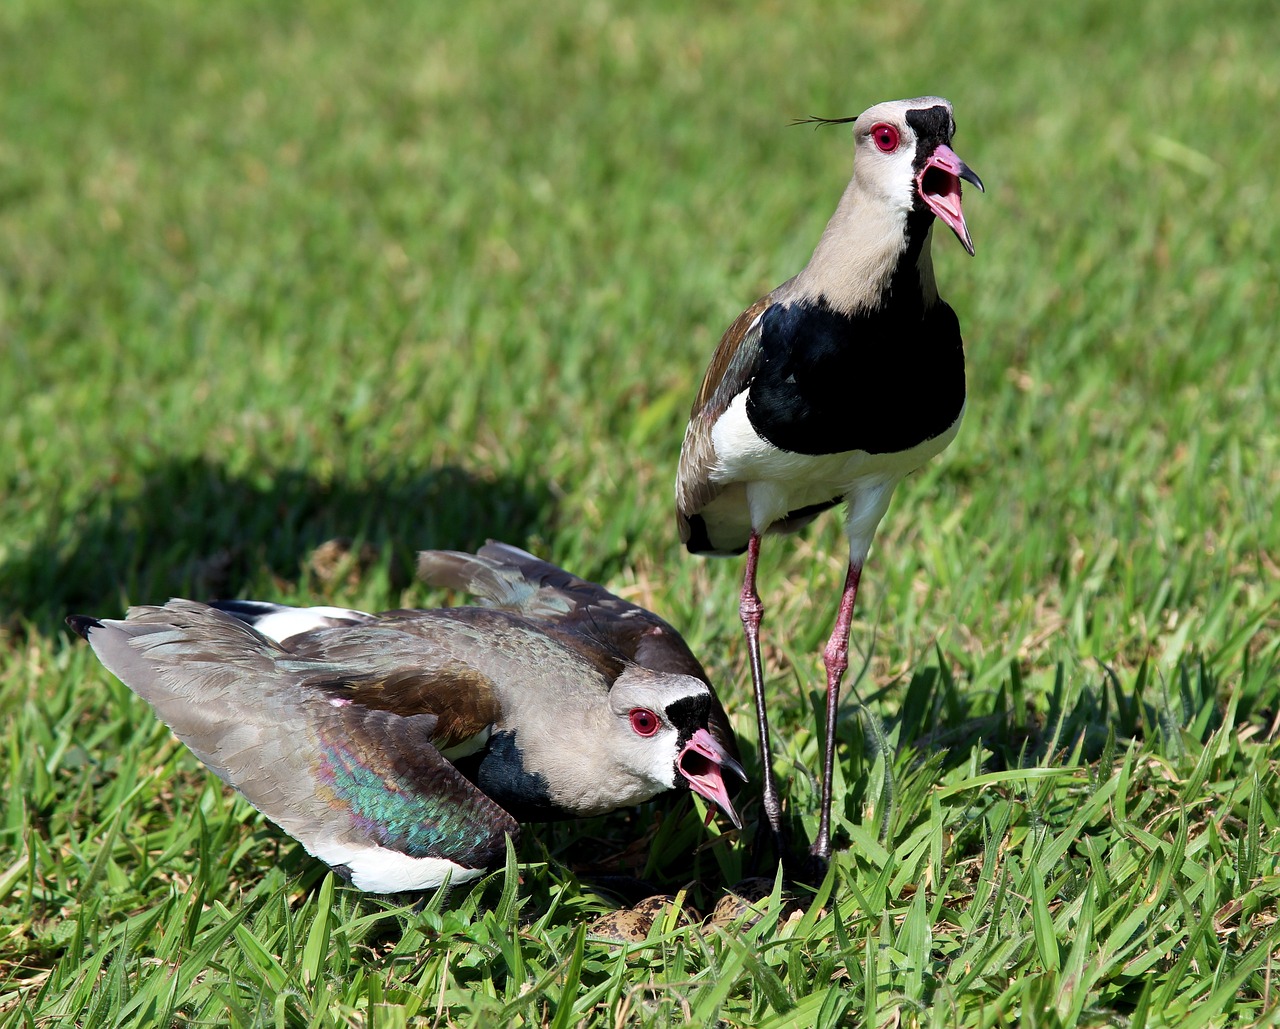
[740,532,784,849]
[812,561,862,862]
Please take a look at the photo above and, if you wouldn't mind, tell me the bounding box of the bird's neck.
[791,181,940,315]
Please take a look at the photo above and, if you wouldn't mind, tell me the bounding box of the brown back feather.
[302,664,503,752]
[675,294,773,526]
[690,295,772,418]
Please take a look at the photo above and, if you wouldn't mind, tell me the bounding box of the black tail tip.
[66,615,102,640]
[682,515,748,557]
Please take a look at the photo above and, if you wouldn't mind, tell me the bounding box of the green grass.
[3,0,1279,1024]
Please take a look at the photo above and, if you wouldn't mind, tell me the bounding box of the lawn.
[2,0,1278,1025]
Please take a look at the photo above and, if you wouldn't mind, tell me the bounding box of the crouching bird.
[675,96,983,864]
[68,543,745,894]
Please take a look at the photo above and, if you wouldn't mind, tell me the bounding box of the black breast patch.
[663,693,712,748]
[458,731,562,822]
[744,294,965,456]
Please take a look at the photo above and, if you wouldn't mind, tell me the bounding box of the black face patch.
[905,105,955,168]
[905,106,959,223]
[664,692,712,747]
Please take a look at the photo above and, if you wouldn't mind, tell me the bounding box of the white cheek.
[888,147,921,210]
[858,144,921,212]
[648,728,683,790]
[624,726,682,793]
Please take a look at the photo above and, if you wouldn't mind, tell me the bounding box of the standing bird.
[675,96,983,863]
[68,544,744,893]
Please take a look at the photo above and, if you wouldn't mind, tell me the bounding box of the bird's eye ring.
[629,708,660,736]
[870,122,900,153]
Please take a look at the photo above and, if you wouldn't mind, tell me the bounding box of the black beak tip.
[66,615,100,640]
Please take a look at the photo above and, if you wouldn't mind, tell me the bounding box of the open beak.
[678,727,748,829]
[917,143,984,256]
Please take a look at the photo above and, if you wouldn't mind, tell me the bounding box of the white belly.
[311,839,488,893]
[706,392,965,561]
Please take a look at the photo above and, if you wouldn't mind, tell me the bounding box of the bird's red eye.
[629,708,659,737]
[871,123,900,153]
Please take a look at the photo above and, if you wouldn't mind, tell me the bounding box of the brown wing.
[302,702,519,870]
[71,602,519,873]
[298,664,503,754]
[416,544,577,620]
[691,295,773,417]
[277,612,524,753]
[418,543,701,678]
[675,294,773,530]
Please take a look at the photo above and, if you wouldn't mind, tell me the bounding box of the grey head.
[484,658,745,824]
[805,96,983,253]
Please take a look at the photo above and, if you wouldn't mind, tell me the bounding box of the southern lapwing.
[68,544,745,893]
[675,96,983,864]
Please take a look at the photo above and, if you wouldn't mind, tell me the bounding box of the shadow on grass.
[2,456,556,634]
[877,651,1270,773]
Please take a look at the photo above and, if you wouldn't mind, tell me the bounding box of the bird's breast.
[743,296,965,457]
[707,394,965,531]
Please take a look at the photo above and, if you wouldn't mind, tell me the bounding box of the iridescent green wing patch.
[314,704,517,869]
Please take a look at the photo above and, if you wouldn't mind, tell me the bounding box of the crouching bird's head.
[584,666,746,828]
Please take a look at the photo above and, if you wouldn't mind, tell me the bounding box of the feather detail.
[419,543,740,764]
[73,604,518,883]
[675,295,772,537]
[70,545,747,890]
[298,664,502,751]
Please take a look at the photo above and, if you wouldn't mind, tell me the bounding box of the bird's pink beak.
[678,728,747,829]
[917,143,984,256]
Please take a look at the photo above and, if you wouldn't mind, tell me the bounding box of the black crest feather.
[790,114,858,130]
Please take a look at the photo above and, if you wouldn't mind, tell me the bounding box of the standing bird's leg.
[739,531,785,856]
[812,561,862,862]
